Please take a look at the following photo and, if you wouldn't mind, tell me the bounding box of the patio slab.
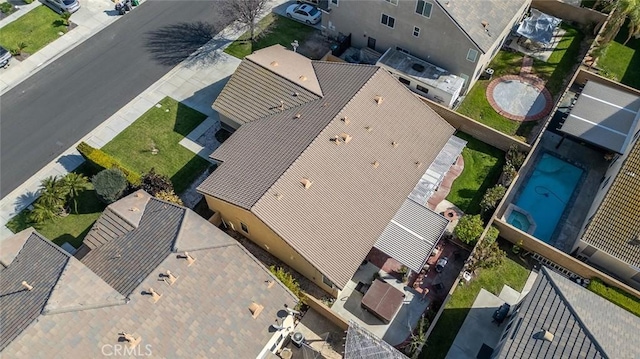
[284,308,344,359]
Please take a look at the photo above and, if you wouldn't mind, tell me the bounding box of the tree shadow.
[144,20,234,68]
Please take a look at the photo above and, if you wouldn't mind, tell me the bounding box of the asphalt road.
[0,1,231,198]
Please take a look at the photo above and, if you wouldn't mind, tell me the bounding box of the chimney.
[119,332,142,348]
[300,178,313,189]
[341,116,350,125]
[340,133,352,143]
[372,161,380,169]
[179,252,196,266]
[392,141,399,148]
[21,281,33,291]
[374,95,384,105]
[148,287,162,303]
[164,270,177,285]
[249,302,264,319]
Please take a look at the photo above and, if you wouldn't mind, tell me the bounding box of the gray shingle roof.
[83,207,134,250]
[199,61,379,210]
[81,198,186,297]
[0,232,69,351]
[497,267,640,359]
[435,0,529,53]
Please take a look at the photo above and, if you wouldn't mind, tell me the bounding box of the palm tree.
[623,4,640,45]
[38,176,66,213]
[29,202,57,224]
[606,0,640,45]
[63,173,90,214]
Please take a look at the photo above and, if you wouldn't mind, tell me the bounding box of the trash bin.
[132,0,139,6]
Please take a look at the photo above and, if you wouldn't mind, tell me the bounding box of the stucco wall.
[217,113,241,131]
[575,68,640,96]
[203,195,339,296]
[531,0,607,26]
[303,293,349,330]
[324,0,480,91]
[420,98,531,152]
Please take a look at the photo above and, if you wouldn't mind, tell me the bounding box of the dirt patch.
[298,31,332,60]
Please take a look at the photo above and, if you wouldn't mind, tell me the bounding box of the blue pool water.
[509,153,583,243]
[507,211,531,233]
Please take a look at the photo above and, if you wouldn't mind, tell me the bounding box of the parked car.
[285,3,321,25]
[435,257,448,273]
[0,46,11,68]
[42,0,80,14]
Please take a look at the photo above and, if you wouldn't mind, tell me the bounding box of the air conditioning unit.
[291,332,305,348]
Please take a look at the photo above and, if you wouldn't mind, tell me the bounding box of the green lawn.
[597,25,640,90]
[458,24,583,138]
[225,13,317,59]
[422,242,531,359]
[446,133,504,215]
[100,97,210,194]
[587,278,640,317]
[6,164,106,249]
[0,5,68,56]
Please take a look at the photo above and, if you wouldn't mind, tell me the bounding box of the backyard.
[446,132,504,215]
[596,25,640,90]
[101,97,211,194]
[224,13,317,59]
[457,24,584,139]
[422,240,531,359]
[0,5,69,57]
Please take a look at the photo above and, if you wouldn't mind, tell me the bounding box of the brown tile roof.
[582,137,640,267]
[199,46,455,288]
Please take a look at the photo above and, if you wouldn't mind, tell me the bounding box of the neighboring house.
[0,190,297,358]
[561,81,640,290]
[493,267,640,358]
[201,45,455,294]
[321,0,531,92]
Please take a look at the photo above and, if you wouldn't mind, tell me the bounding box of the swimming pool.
[508,153,583,243]
[508,210,532,233]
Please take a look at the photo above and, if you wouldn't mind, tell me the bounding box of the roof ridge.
[541,268,608,356]
[433,0,485,53]
[246,53,324,97]
[31,231,72,259]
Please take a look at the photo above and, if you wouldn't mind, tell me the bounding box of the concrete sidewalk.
[0,0,133,95]
[0,0,289,240]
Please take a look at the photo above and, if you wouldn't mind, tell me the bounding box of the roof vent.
[294,113,301,119]
[372,161,380,168]
[300,178,313,189]
[162,270,178,285]
[392,141,399,148]
[279,100,285,110]
[266,280,275,288]
[299,75,307,81]
[365,126,372,133]
[119,332,141,348]
[249,302,264,318]
[129,207,139,212]
[415,161,423,168]
[274,192,283,200]
[374,95,384,105]
[146,287,162,303]
[412,63,425,72]
[340,133,352,143]
[135,192,144,198]
[482,21,489,28]
[178,252,196,266]
[341,116,350,125]
[271,61,278,67]
[293,92,299,97]
[21,281,34,291]
[330,135,342,145]
[534,329,554,342]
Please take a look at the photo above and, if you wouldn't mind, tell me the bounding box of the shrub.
[500,162,517,187]
[269,266,306,305]
[468,238,505,271]
[155,190,184,206]
[0,2,13,14]
[506,145,526,170]
[480,185,507,217]
[77,142,141,185]
[23,0,34,3]
[587,278,640,317]
[92,168,127,204]
[454,214,485,245]
[138,168,174,196]
[485,226,499,244]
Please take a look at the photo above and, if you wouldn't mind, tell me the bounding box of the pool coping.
[503,203,537,236]
[486,75,553,122]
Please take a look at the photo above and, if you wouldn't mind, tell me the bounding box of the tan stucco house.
[199,45,455,294]
[321,0,531,92]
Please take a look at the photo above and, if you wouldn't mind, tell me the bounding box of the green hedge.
[77,142,141,185]
[587,278,640,317]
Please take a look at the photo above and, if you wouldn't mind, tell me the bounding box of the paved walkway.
[0,0,127,95]
[0,0,290,239]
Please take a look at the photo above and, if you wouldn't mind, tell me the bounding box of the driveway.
[271,1,323,31]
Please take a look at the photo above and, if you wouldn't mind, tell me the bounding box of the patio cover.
[516,9,561,44]
[374,199,449,273]
[559,81,640,154]
[361,280,405,323]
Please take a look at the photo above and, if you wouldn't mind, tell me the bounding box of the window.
[384,0,398,5]
[459,73,470,87]
[331,0,338,5]
[398,77,410,85]
[322,275,335,288]
[601,176,611,189]
[415,0,432,18]
[416,84,429,94]
[381,13,395,28]
[241,222,249,233]
[466,48,478,62]
[413,26,420,37]
[396,46,409,54]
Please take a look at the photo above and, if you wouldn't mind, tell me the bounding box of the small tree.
[485,226,500,244]
[93,168,127,204]
[468,238,506,271]
[37,176,66,213]
[63,172,90,214]
[16,42,28,56]
[60,11,72,27]
[138,168,174,196]
[454,214,485,245]
[224,0,269,43]
[407,315,429,358]
[155,190,184,206]
[269,265,306,307]
[480,185,507,217]
[29,202,57,224]
[500,162,517,187]
[506,145,526,170]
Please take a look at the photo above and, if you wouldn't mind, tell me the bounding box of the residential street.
[0,0,231,198]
